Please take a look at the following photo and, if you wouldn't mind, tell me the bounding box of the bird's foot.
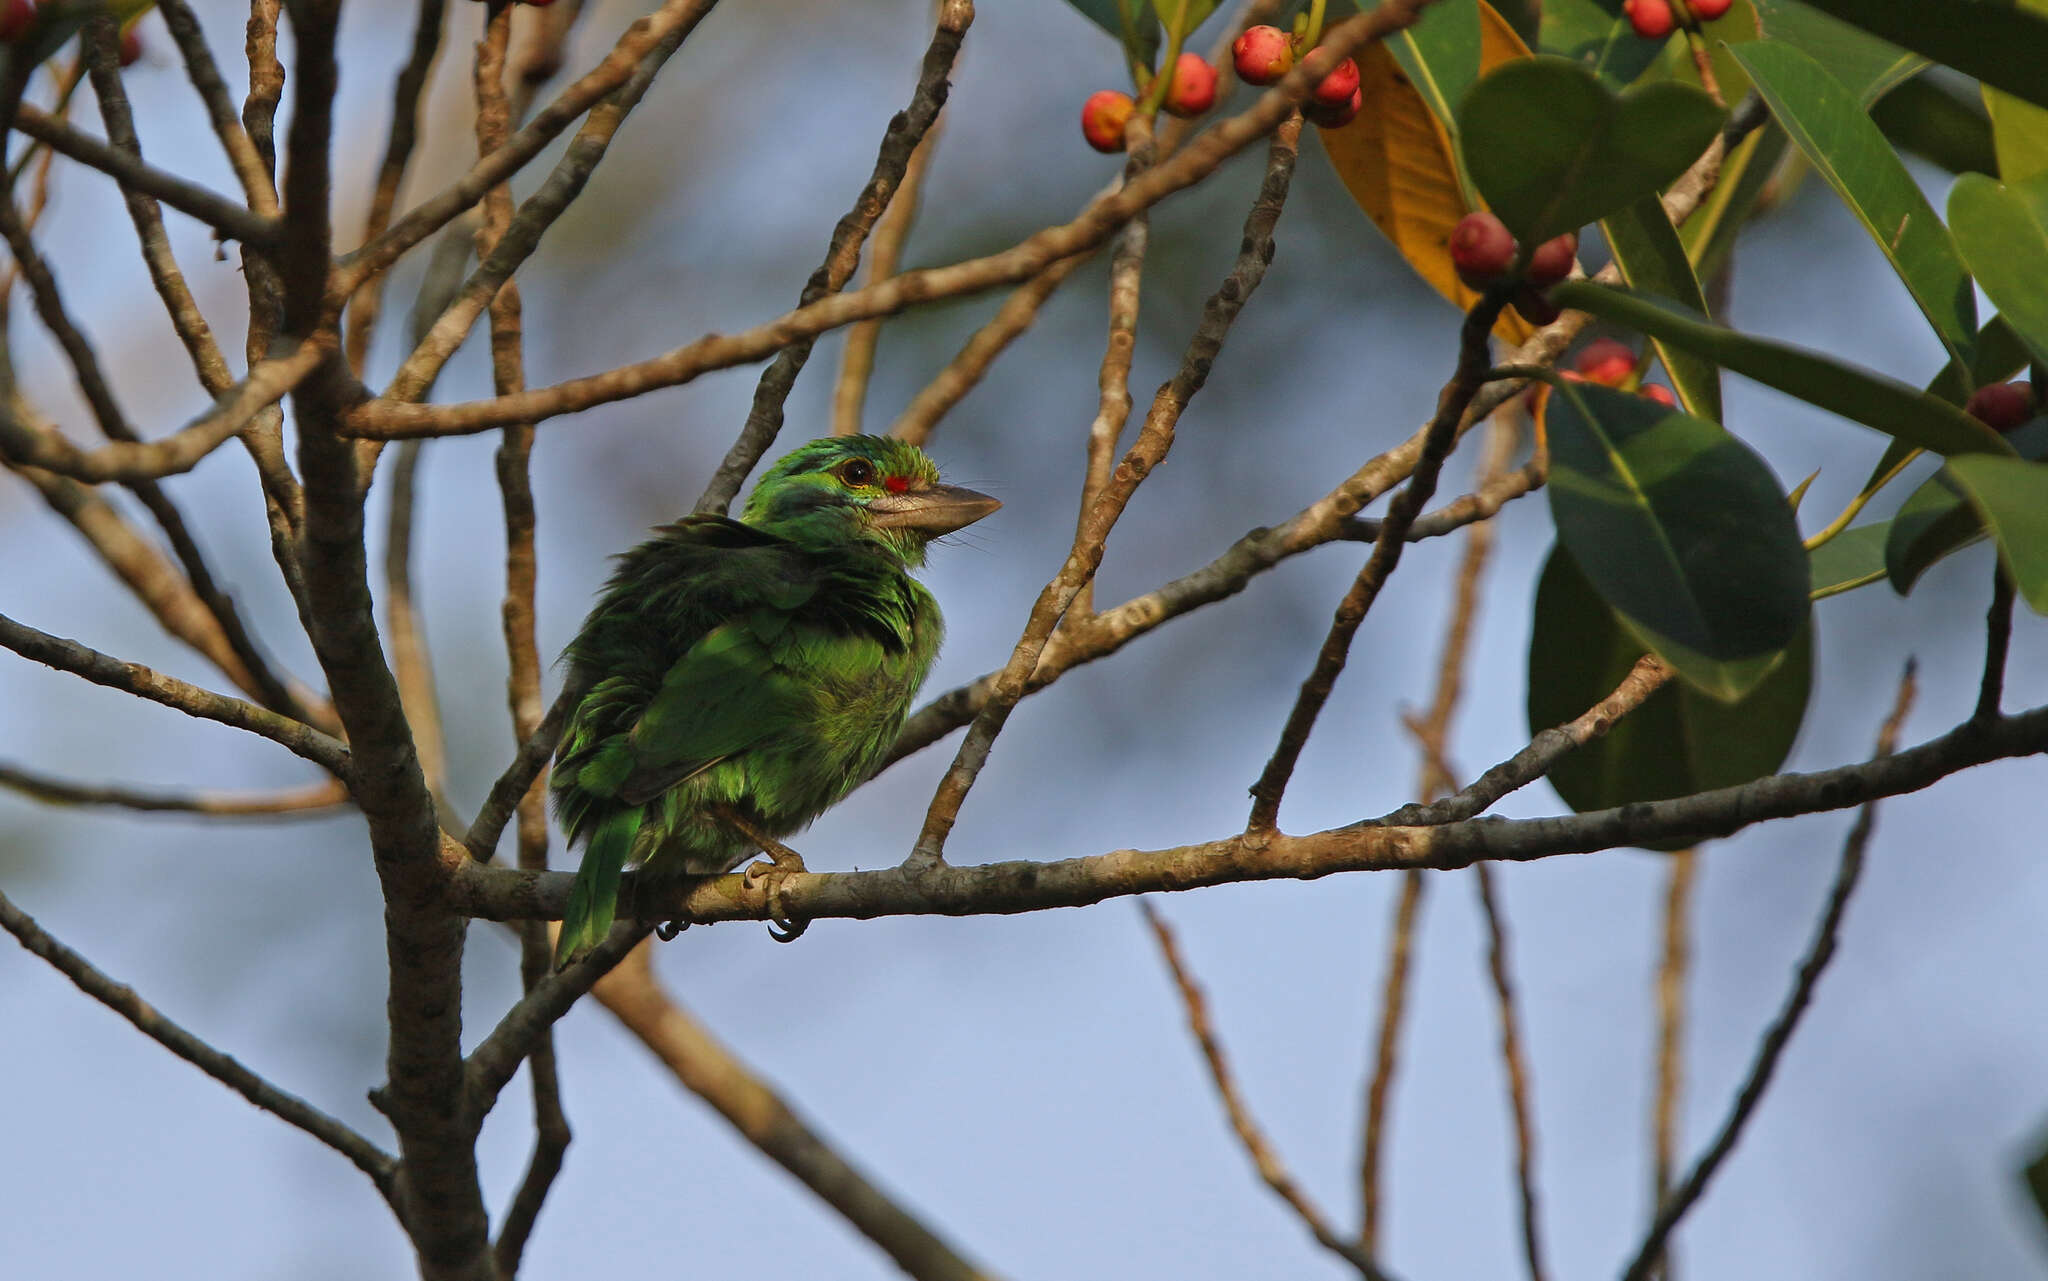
[742,852,810,943]
[715,806,813,942]
[654,918,690,941]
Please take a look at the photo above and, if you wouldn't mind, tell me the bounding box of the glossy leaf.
[1458,57,1726,246]
[1546,382,1809,700]
[1064,0,1160,66]
[1751,0,1923,103]
[1537,0,1666,89]
[1809,521,1890,598]
[1387,0,1483,140]
[1320,2,1535,342]
[1791,0,2048,113]
[1945,454,2048,613]
[1884,418,2048,596]
[1550,282,2018,458]
[1601,197,1722,422]
[1683,124,1793,281]
[1734,41,1977,369]
[1873,78,1998,177]
[1527,546,1812,840]
[1948,174,2048,369]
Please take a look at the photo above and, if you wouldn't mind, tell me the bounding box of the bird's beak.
[868,483,1001,535]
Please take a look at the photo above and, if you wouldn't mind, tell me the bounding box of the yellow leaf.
[1319,0,1535,342]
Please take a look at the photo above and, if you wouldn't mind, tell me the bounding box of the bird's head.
[741,436,1000,566]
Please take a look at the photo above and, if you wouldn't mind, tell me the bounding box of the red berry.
[1625,0,1676,39]
[1163,53,1218,118]
[1311,56,1360,107]
[1232,25,1294,86]
[1081,90,1135,154]
[1573,338,1638,387]
[1526,231,1579,286]
[1640,383,1677,408]
[1451,211,1517,288]
[0,0,34,44]
[1965,380,2036,432]
[1512,286,1562,326]
[1689,0,1734,18]
[118,26,141,66]
[1302,84,1363,128]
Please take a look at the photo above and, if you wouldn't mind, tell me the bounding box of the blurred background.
[2,1,2045,1277]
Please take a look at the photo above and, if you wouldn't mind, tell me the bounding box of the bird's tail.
[554,809,640,968]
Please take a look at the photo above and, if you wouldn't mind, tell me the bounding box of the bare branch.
[9,103,279,244]
[449,695,2048,927]
[1142,901,1399,1281]
[465,922,652,1116]
[341,0,1442,441]
[592,944,1003,1281]
[0,763,345,818]
[156,0,281,216]
[0,610,348,774]
[0,887,396,1195]
[1358,870,1423,1252]
[1975,565,2015,724]
[694,0,974,514]
[1649,847,1699,1281]
[910,115,1305,866]
[1618,665,1919,1281]
[1474,864,1548,1281]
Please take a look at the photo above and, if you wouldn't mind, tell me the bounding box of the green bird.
[550,436,999,964]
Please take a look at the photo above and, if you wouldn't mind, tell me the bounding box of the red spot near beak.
[884,474,911,494]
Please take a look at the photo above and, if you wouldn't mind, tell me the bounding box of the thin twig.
[1617,664,1919,1281]
[1141,901,1399,1281]
[155,0,280,215]
[1975,565,2015,724]
[591,944,1003,1281]
[0,888,396,1195]
[1358,869,1422,1253]
[0,764,346,818]
[1649,847,1699,1281]
[694,0,974,515]
[0,610,348,774]
[832,0,951,436]
[1474,863,1548,1281]
[465,678,587,861]
[909,116,1306,866]
[1246,281,1512,831]
[382,441,451,813]
[465,922,653,1116]
[342,2,1441,441]
[9,103,279,244]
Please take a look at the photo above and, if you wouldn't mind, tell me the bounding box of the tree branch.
[9,103,280,244]
[0,887,396,1196]
[1618,664,1918,1281]
[0,763,346,817]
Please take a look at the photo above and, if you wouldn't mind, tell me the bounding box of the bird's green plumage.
[551,437,997,964]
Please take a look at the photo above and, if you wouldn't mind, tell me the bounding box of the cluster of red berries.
[1965,380,2039,433]
[1233,24,1363,127]
[1563,336,1675,406]
[1623,0,1733,41]
[0,0,143,63]
[1449,210,1579,324]
[1081,52,1220,152]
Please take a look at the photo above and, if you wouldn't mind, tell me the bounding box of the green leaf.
[1872,77,1997,177]
[1949,174,2048,369]
[1733,41,1977,369]
[1389,0,1484,134]
[1790,0,2048,113]
[1601,196,1722,422]
[1550,282,2019,458]
[1986,86,2048,183]
[1884,417,2048,596]
[1546,382,1810,700]
[1945,454,2048,613]
[1537,0,1668,88]
[1809,521,1890,597]
[1458,57,1726,245]
[1751,0,1924,103]
[1527,546,1812,840]
[1683,123,1793,281]
[1065,0,1161,66]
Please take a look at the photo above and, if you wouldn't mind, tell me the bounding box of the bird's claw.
[654,918,689,941]
[742,852,810,943]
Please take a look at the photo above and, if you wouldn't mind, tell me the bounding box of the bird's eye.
[839,459,876,487]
